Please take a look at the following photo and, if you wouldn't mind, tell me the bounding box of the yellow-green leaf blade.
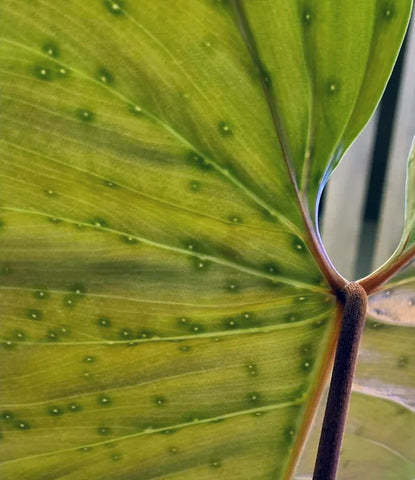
[235,0,412,214]
[0,0,413,479]
[0,1,336,478]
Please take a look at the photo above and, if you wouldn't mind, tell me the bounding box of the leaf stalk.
[312,282,367,480]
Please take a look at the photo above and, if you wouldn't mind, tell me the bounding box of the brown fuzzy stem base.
[312,282,367,480]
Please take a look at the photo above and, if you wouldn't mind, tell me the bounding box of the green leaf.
[402,138,415,249]
[232,0,413,216]
[297,392,415,480]
[0,1,412,479]
[368,259,415,326]
[360,136,415,291]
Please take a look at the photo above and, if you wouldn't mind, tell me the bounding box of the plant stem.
[312,282,367,480]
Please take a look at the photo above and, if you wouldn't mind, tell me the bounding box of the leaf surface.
[232,0,413,216]
[0,1,412,479]
[360,132,414,294]
[402,139,415,249]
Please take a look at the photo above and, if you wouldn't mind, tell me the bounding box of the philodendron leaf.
[0,1,412,480]
[400,138,415,251]
[368,260,415,326]
[232,0,413,217]
[342,263,415,479]
[296,391,415,480]
[360,136,415,293]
